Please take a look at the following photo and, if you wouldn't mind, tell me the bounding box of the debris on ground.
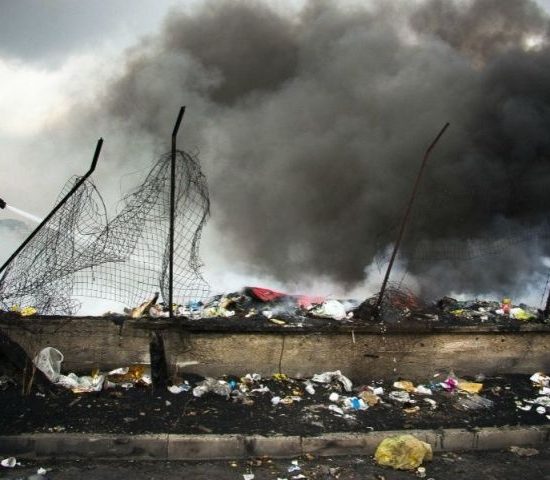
[1,363,549,437]
[374,434,433,470]
[509,445,539,457]
[8,305,37,316]
[1,457,17,468]
[34,347,150,393]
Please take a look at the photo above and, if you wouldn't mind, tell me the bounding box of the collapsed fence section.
[0,149,210,316]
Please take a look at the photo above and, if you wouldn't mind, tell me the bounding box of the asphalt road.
[1,443,549,480]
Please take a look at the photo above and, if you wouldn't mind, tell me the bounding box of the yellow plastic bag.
[393,380,415,392]
[10,305,37,316]
[458,381,483,394]
[20,306,37,316]
[374,434,433,470]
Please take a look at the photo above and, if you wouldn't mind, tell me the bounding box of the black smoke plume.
[88,0,550,300]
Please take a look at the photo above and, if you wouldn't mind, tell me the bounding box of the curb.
[0,426,548,460]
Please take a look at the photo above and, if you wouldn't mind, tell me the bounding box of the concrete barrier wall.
[1,315,548,381]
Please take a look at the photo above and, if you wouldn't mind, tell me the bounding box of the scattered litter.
[393,380,415,392]
[370,386,384,395]
[374,434,433,470]
[0,375,16,391]
[530,372,550,387]
[423,398,437,409]
[417,466,427,478]
[344,396,368,410]
[536,406,546,414]
[243,474,255,480]
[455,394,494,411]
[415,385,433,395]
[389,391,412,403]
[193,378,231,398]
[57,372,104,393]
[509,307,535,320]
[9,305,37,316]
[1,457,16,468]
[328,404,344,415]
[125,293,159,318]
[310,300,347,320]
[359,390,380,406]
[510,446,539,457]
[311,370,353,392]
[533,396,550,407]
[457,382,483,394]
[168,382,191,394]
[37,467,48,475]
[440,376,458,392]
[304,381,315,395]
[34,347,64,383]
[329,392,340,402]
[288,459,301,472]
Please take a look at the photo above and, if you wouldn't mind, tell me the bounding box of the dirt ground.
[0,372,548,436]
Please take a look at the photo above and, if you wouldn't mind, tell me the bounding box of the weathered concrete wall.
[0,315,548,382]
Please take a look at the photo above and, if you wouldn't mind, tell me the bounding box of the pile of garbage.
[2,283,547,325]
[34,347,151,394]
[116,287,548,324]
[516,372,550,417]
[437,296,540,322]
[121,286,358,322]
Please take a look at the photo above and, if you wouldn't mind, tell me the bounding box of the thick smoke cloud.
[81,0,550,300]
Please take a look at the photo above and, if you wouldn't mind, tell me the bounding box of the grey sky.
[0,0,179,64]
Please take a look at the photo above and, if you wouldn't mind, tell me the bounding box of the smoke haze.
[3,0,550,304]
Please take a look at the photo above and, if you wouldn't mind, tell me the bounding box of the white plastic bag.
[34,347,64,383]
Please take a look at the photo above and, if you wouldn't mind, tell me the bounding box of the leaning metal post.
[544,284,550,318]
[0,138,104,280]
[373,123,450,316]
[169,106,186,319]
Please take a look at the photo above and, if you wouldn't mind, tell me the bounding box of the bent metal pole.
[374,122,450,315]
[169,106,186,319]
[0,138,104,279]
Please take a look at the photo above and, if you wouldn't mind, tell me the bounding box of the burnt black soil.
[0,373,547,436]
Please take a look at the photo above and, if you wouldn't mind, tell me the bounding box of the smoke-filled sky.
[2,0,550,307]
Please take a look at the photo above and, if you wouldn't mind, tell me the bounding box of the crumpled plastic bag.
[34,347,105,393]
[393,380,415,392]
[310,300,347,320]
[57,372,104,393]
[193,378,232,398]
[311,370,353,392]
[10,305,37,316]
[374,434,433,470]
[34,347,64,383]
[457,381,483,394]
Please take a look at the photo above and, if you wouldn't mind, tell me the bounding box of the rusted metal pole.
[169,106,185,319]
[0,138,103,279]
[374,123,450,315]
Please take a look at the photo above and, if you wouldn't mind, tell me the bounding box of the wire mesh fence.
[0,150,210,315]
